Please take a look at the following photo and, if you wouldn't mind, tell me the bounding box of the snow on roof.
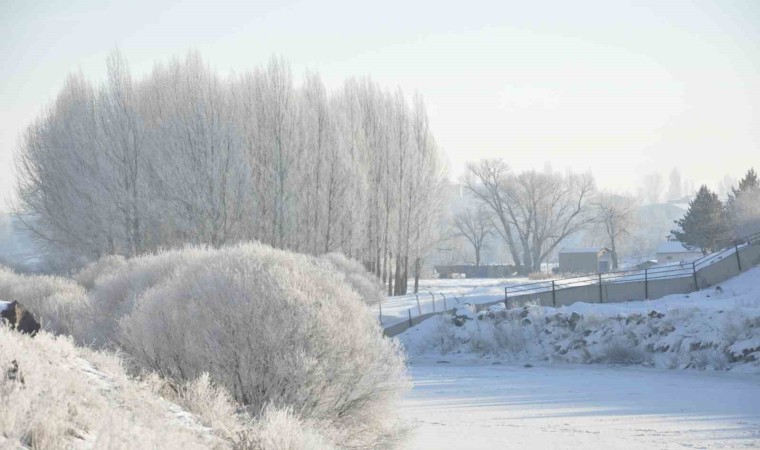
[657,241,700,254]
[559,247,605,254]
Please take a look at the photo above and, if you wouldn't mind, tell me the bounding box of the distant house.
[558,248,613,274]
[656,240,702,264]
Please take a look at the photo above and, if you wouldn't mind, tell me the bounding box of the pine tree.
[672,185,731,254]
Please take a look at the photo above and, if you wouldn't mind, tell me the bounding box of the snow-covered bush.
[74,254,127,290]
[321,252,384,305]
[236,406,334,450]
[599,339,648,365]
[118,243,408,449]
[85,247,212,346]
[0,266,90,337]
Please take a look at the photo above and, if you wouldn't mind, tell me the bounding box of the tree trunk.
[413,257,421,293]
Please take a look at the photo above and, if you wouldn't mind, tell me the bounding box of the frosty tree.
[452,205,494,267]
[591,192,638,270]
[464,159,595,273]
[14,51,445,294]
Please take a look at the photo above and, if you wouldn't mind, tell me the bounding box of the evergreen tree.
[672,185,731,254]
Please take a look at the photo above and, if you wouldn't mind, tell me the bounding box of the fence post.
[379,300,383,323]
[735,244,742,272]
[442,293,447,311]
[504,286,508,302]
[644,268,648,300]
[551,281,556,307]
[415,293,422,315]
[408,309,413,327]
[429,291,436,313]
[598,273,603,303]
[692,262,699,290]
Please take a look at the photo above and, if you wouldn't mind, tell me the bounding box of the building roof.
[656,241,701,254]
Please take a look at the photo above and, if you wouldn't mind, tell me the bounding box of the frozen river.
[400,361,760,449]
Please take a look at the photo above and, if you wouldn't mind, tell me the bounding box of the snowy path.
[400,362,760,449]
[375,278,531,328]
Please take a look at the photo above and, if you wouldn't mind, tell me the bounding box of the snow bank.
[401,267,760,372]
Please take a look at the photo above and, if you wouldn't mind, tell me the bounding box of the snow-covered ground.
[401,362,760,449]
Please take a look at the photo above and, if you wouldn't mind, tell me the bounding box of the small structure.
[656,240,702,264]
[558,248,612,274]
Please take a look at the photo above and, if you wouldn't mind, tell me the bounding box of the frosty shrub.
[321,252,384,305]
[235,406,334,450]
[85,247,212,346]
[598,339,647,365]
[75,254,128,290]
[118,243,408,449]
[0,265,90,337]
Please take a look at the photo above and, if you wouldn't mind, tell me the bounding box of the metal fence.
[383,231,760,337]
[505,231,760,306]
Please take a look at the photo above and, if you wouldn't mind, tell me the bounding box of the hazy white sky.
[2,0,759,210]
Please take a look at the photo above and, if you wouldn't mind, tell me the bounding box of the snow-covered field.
[400,362,760,449]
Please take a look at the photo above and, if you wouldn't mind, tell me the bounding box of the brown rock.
[1,301,41,336]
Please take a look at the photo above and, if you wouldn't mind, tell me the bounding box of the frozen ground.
[401,361,760,449]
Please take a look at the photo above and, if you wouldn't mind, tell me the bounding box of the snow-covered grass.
[400,266,760,373]
[0,326,228,449]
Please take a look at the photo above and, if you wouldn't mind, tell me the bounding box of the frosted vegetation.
[0,326,229,449]
[0,244,407,449]
[14,51,443,297]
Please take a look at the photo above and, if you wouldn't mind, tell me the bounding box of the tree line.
[14,51,445,294]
